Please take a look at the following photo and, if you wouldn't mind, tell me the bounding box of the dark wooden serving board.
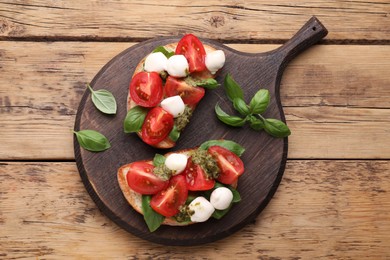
[74,17,327,246]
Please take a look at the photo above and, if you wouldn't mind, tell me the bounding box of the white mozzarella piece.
[210,187,233,210]
[188,197,215,222]
[144,52,168,73]
[160,95,185,118]
[166,55,189,77]
[164,153,188,175]
[205,50,225,74]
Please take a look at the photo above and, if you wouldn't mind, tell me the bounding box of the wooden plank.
[0,161,389,258]
[1,42,389,160]
[0,1,389,41]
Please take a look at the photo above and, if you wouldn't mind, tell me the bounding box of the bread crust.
[127,42,218,149]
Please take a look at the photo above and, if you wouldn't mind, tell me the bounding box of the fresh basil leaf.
[249,115,264,131]
[168,125,180,141]
[215,104,246,127]
[153,154,166,166]
[195,78,220,89]
[263,118,291,138]
[124,106,148,133]
[224,74,244,102]
[73,130,111,152]
[199,140,245,157]
[233,98,250,116]
[212,205,233,219]
[249,89,270,114]
[152,46,174,58]
[87,84,117,115]
[142,195,165,232]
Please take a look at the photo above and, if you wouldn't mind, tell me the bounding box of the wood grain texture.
[0,1,389,42]
[1,161,389,258]
[1,42,390,160]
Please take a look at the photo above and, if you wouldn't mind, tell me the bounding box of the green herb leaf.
[142,195,165,232]
[249,89,270,114]
[153,154,166,167]
[199,140,245,157]
[224,74,244,101]
[212,205,233,219]
[263,118,291,138]
[73,130,111,152]
[124,106,148,133]
[194,78,220,89]
[233,98,250,116]
[152,46,174,58]
[249,115,264,131]
[87,84,117,115]
[215,104,246,127]
[168,125,180,141]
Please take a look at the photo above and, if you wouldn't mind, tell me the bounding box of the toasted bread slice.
[117,148,238,226]
[127,43,218,149]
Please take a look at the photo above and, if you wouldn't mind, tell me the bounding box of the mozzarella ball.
[160,95,185,118]
[164,153,188,175]
[144,52,168,73]
[188,197,215,222]
[210,187,233,210]
[166,55,189,77]
[205,50,225,74]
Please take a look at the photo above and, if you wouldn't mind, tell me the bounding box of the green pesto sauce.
[174,204,195,223]
[174,106,193,131]
[153,164,173,181]
[191,149,220,179]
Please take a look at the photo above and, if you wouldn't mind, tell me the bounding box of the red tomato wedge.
[126,162,169,195]
[141,107,174,145]
[164,76,205,108]
[208,146,244,185]
[183,157,215,191]
[175,34,206,73]
[150,174,188,217]
[130,71,163,107]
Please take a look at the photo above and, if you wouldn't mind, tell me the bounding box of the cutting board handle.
[276,16,328,67]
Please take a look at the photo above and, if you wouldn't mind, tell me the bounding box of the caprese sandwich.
[117,140,245,232]
[124,34,226,148]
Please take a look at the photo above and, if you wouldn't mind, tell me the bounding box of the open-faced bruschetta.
[117,140,245,231]
[124,34,226,148]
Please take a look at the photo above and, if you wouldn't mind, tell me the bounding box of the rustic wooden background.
[1,1,389,259]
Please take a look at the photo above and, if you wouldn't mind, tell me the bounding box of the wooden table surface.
[1,1,389,259]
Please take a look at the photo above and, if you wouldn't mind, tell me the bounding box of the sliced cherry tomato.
[164,76,205,107]
[208,146,244,185]
[150,174,188,217]
[126,162,168,195]
[130,71,163,107]
[183,157,215,191]
[141,107,174,145]
[175,34,206,73]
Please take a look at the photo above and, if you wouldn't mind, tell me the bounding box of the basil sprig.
[73,130,111,152]
[215,74,291,138]
[142,195,165,232]
[87,84,117,115]
[123,106,148,133]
